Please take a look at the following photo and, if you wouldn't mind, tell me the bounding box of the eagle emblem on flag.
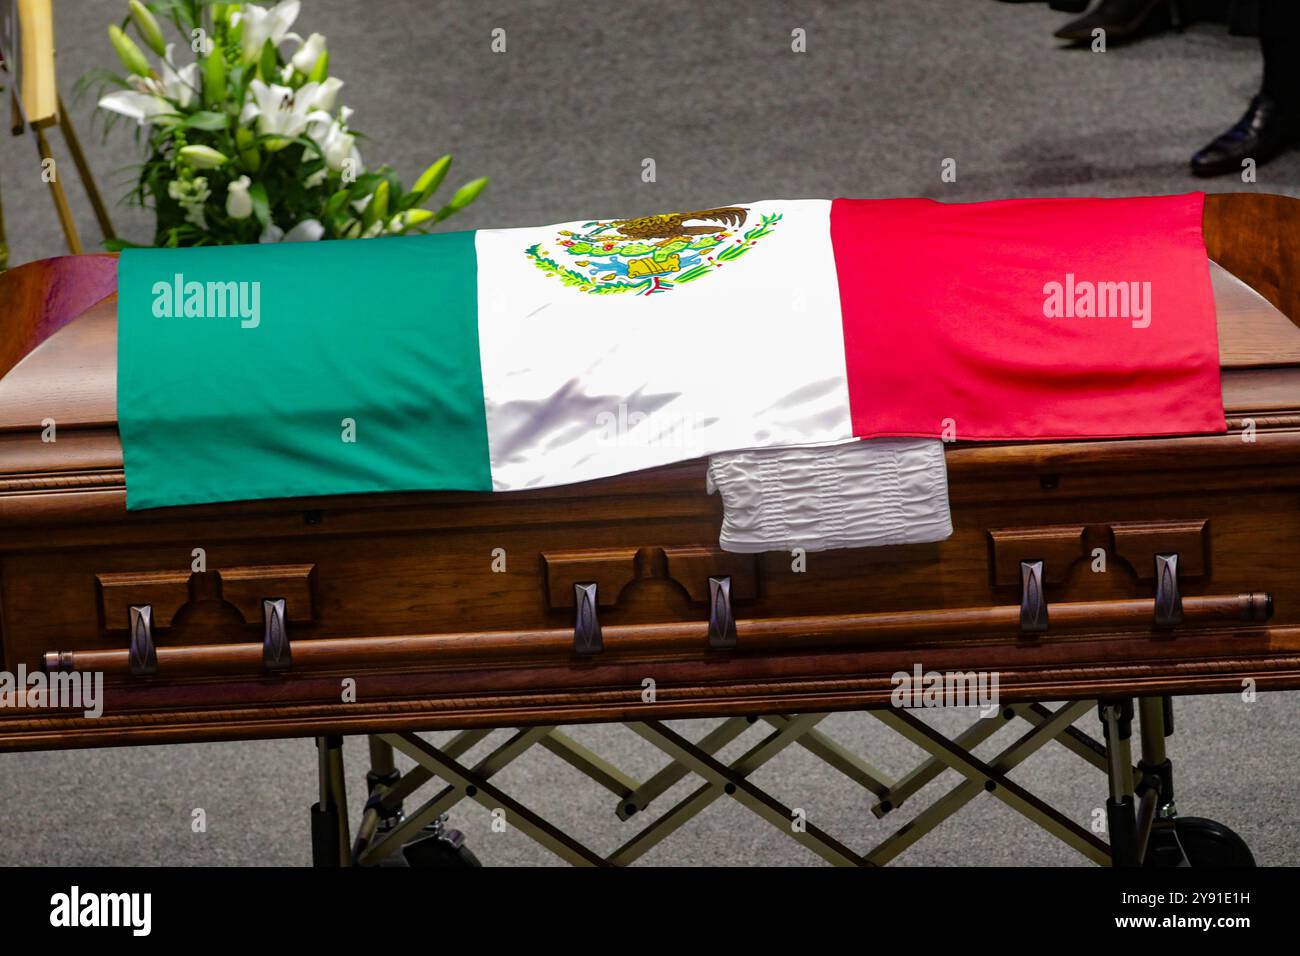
[524,207,783,295]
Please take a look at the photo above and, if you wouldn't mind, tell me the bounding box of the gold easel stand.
[0,0,115,270]
[5,85,116,262]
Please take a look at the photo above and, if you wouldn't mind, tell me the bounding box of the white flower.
[102,45,200,122]
[240,79,331,148]
[154,44,200,109]
[312,118,360,171]
[291,32,326,74]
[259,218,324,243]
[168,177,210,229]
[226,175,253,219]
[97,89,173,125]
[232,0,301,63]
[305,77,343,114]
[305,103,361,173]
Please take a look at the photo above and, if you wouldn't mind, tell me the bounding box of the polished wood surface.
[1204,192,1300,327]
[1,193,1299,752]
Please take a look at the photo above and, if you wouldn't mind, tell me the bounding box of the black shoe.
[1190,94,1300,178]
[1054,0,1175,43]
[994,0,1088,8]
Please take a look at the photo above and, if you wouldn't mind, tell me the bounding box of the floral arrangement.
[93,0,486,247]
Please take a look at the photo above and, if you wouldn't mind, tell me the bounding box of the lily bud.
[203,48,227,107]
[109,24,153,77]
[398,209,434,231]
[292,33,326,74]
[179,144,230,169]
[448,176,488,211]
[307,49,330,84]
[365,180,390,226]
[412,155,451,203]
[129,1,167,57]
[226,175,253,219]
[234,127,261,170]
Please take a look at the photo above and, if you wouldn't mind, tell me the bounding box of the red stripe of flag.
[829,193,1224,442]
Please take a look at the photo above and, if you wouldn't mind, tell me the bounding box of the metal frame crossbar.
[312,696,1184,868]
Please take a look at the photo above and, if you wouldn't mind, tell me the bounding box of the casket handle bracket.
[1153,554,1183,628]
[262,597,292,671]
[573,583,603,656]
[1019,560,1049,635]
[128,604,157,676]
[707,575,737,649]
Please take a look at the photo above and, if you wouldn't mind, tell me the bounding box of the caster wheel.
[1145,817,1256,867]
[401,827,482,868]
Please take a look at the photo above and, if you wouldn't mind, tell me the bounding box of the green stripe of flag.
[118,231,491,510]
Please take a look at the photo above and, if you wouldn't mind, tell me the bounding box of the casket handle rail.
[102,599,295,677]
[43,592,1275,679]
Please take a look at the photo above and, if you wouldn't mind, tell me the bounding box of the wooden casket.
[1,192,1299,754]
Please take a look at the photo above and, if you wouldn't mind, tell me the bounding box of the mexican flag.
[117,193,1222,510]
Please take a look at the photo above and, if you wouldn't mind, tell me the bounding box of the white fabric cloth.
[706,438,952,553]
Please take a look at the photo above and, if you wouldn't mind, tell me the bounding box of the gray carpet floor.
[0,0,1296,866]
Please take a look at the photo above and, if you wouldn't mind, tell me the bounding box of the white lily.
[305,77,343,114]
[306,116,361,172]
[232,0,302,63]
[304,103,361,174]
[239,79,331,149]
[291,32,326,74]
[259,218,324,243]
[97,88,174,125]
[153,44,200,109]
[226,176,253,219]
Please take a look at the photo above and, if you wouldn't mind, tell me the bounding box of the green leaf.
[203,48,226,107]
[326,189,351,217]
[259,37,278,82]
[248,181,269,226]
[307,49,330,84]
[177,110,229,131]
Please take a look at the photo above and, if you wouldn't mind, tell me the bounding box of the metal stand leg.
[1100,700,1139,867]
[311,735,350,867]
[351,736,407,864]
[366,736,404,823]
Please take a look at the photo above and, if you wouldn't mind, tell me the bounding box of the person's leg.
[1260,0,1300,102]
[1190,0,1300,177]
